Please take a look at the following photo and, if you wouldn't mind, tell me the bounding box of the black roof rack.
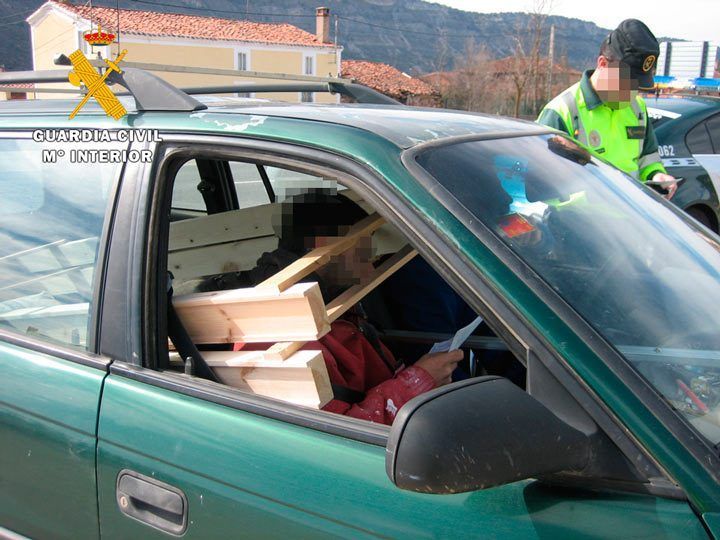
[179,82,399,105]
[0,56,401,110]
[0,56,206,113]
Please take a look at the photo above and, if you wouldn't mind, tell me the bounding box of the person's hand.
[414,350,464,387]
[651,173,678,200]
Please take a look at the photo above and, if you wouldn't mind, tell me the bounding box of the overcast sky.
[429,0,718,42]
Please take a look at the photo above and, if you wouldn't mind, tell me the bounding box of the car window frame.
[705,113,720,154]
[0,130,124,366]
[686,121,714,155]
[90,131,680,498]
[402,131,720,498]
[140,138,538,444]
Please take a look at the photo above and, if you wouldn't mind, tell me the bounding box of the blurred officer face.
[592,55,638,105]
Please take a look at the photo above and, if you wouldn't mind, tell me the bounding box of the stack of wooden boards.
[0,237,98,346]
[172,212,417,409]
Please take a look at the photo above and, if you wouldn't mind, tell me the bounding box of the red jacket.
[234,319,435,425]
[304,320,435,424]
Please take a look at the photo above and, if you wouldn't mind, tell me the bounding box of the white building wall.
[658,41,720,78]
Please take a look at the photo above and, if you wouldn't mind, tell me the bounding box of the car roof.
[0,95,546,149]
[643,94,720,117]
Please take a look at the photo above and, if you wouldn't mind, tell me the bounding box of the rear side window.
[706,114,720,154]
[0,138,121,349]
[228,162,336,208]
[171,160,207,213]
[686,122,713,154]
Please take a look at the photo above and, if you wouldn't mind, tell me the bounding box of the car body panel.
[96,372,706,539]
[150,124,720,513]
[0,98,539,149]
[1,98,720,536]
[0,339,105,539]
[694,154,720,204]
[401,141,720,514]
[646,95,720,230]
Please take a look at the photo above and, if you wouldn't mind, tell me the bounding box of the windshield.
[416,134,720,447]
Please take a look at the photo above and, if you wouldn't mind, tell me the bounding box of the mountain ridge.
[0,0,671,75]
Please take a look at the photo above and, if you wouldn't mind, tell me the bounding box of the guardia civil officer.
[537,19,678,198]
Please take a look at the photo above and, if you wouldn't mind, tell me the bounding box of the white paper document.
[428,315,484,354]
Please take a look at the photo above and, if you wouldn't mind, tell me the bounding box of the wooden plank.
[168,236,277,280]
[48,241,94,295]
[53,238,98,267]
[0,266,94,297]
[0,238,98,273]
[0,302,89,346]
[265,245,417,362]
[204,349,333,409]
[0,302,87,320]
[264,340,304,361]
[326,245,417,322]
[257,213,385,293]
[173,281,330,344]
[169,204,276,251]
[1,240,65,273]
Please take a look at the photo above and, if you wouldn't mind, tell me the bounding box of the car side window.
[705,114,720,154]
[171,160,207,214]
[228,161,337,208]
[228,161,274,208]
[162,154,525,413]
[0,138,121,349]
[263,166,338,202]
[686,121,713,154]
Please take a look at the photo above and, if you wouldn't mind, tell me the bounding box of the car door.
[94,134,708,539]
[0,134,123,539]
[691,114,720,201]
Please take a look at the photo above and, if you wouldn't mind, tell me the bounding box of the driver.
[243,190,463,425]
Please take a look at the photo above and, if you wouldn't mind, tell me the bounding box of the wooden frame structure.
[172,213,417,409]
[0,237,98,347]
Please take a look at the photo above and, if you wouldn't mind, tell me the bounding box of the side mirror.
[386,376,590,494]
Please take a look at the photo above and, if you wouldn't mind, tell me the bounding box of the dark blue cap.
[603,19,660,90]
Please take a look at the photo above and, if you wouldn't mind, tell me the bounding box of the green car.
[2,68,720,540]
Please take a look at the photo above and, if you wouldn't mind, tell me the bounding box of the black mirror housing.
[386,377,590,494]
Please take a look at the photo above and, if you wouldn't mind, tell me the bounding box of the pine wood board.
[168,236,277,281]
[173,281,330,344]
[169,204,276,251]
[266,245,417,362]
[204,349,332,409]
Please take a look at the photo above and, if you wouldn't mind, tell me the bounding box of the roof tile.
[341,60,436,99]
[47,0,334,48]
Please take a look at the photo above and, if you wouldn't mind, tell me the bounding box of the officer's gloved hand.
[650,173,679,200]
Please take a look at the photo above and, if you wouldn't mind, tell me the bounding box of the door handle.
[116,470,188,535]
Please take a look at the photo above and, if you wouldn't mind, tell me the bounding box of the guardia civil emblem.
[589,130,602,147]
[643,55,656,72]
[66,25,127,120]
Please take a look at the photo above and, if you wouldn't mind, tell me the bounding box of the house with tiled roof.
[26,1,342,102]
[0,67,33,100]
[341,60,439,106]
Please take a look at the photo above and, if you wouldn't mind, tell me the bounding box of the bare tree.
[432,31,451,75]
[507,0,553,117]
[440,40,494,112]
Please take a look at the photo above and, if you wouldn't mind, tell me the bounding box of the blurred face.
[313,233,374,287]
[592,56,638,104]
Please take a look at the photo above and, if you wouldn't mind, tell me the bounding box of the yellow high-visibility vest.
[540,82,665,181]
